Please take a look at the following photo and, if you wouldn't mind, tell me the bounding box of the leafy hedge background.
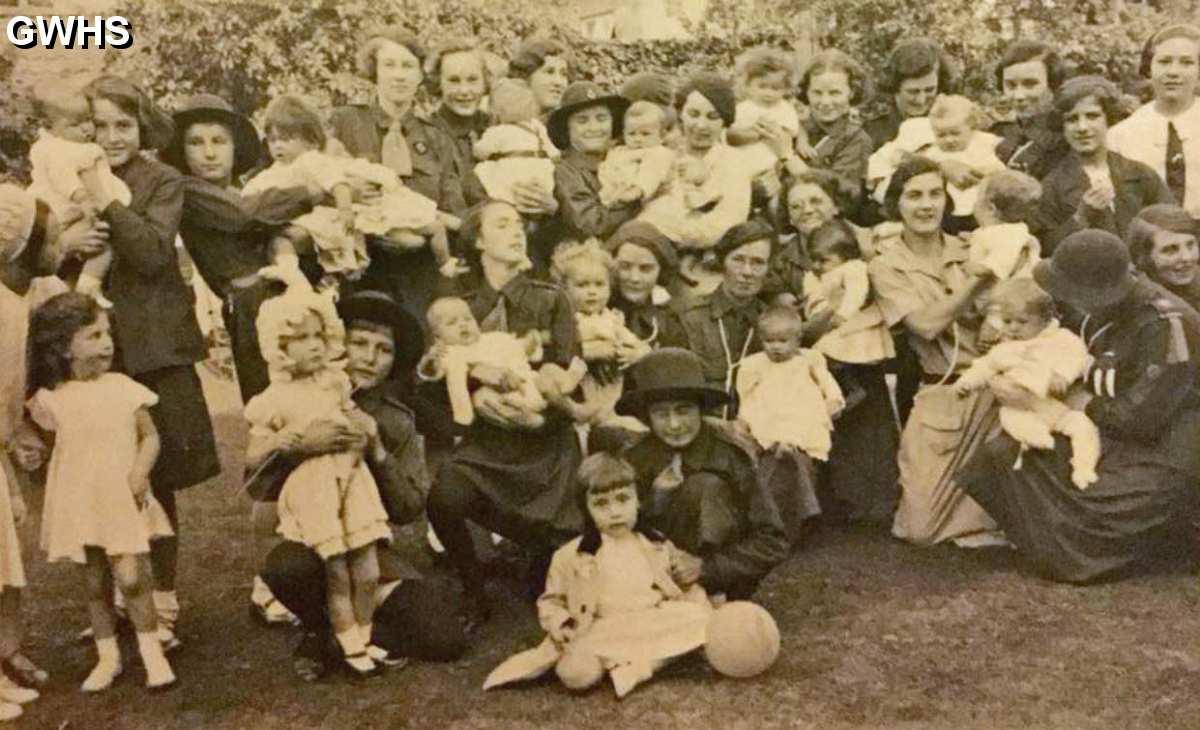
[1,0,1196,182]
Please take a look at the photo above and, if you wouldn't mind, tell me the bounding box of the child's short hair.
[987,278,1056,322]
[757,304,804,335]
[929,94,979,128]
[979,170,1043,223]
[426,296,473,330]
[735,47,798,88]
[263,95,326,149]
[31,81,89,124]
[624,101,665,132]
[577,451,636,497]
[550,239,613,285]
[807,220,861,262]
[29,291,102,393]
[254,284,345,381]
[1051,75,1123,131]
[488,79,540,125]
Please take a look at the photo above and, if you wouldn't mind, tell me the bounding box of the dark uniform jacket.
[104,155,207,375]
[457,272,581,367]
[991,112,1071,182]
[624,420,788,593]
[553,150,640,242]
[355,380,430,526]
[863,105,905,151]
[1083,276,1200,474]
[666,285,765,392]
[429,104,489,206]
[1037,152,1173,254]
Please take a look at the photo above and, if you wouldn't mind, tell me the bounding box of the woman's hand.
[472,388,527,429]
[615,338,651,367]
[1079,184,1115,214]
[671,551,703,586]
[754,119,792,159]
[581,338,617,362]
[511,179,558,216]
[128,471,150,508]
[963,260,998,286]
[58,218,109,260]
[293,419,362,457]
[939,159,984,190]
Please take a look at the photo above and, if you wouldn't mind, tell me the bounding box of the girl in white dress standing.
[27,292,176,692]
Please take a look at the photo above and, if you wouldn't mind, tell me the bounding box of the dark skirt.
[444,417,583,535]
[822,363,901,525]
[134,365,220,494]
[223,280,277,403]
[958,423,1200,584]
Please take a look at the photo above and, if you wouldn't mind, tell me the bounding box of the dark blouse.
[553,150,640,242]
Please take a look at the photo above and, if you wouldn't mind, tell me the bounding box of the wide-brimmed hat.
[336,289,424,374]
[616,348,730,417]
[164,94,264,178]
[547,81,631,151]
[1033,229,1135,311]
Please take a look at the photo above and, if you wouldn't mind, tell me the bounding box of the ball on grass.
[704,601,780,678]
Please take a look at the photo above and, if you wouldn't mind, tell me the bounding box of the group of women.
[3,21,1200,682]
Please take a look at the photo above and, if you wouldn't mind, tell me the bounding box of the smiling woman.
[1128,204,1200,309]
[1037,76,1172,253]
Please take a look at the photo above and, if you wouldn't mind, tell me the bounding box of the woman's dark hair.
[357,26,426,83]
[29,292,102,393]
[85,75,175,151]
[808,219,862,262]
[1127,203,1199,271]
[1139,24,1200,78]
[508,37,573,81]
[798,49,870,106]
[878,38,962,96]
[1050,75,1124,132]
[779,169,856,233]
[575,452,654,554]
[994,40,1066,93]
[883,155,945,222]
[263,95,326,149]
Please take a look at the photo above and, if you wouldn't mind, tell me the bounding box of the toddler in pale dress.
[802,221,896,372]
[417,297,558,429]
[598,102,677,209]
[27,293,176,692]
[244,281,392,676]
[955,279,1100,488]
[473,80,559,207]
[967,170,1043,280]
[244,95,460,289]
[28,84,131,309]
[550,241,649,428]
[868,95,1006,220]
[484,453,712,698]
[737,307,843,535]
[729,47,801,178]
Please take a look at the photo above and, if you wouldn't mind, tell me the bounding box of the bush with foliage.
[0,0,1194,182]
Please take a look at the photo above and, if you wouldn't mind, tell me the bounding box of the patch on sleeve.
[1165,313,1190,365]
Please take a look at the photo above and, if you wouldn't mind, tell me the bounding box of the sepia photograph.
[1,0,1200,727]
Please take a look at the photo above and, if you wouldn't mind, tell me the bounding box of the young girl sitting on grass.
[244,95,462,290]
[243,277,392,677]
[27,293,176,692]
[484,452,712,698]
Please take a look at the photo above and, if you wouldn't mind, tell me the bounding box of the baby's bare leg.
[1054,410,1101,488]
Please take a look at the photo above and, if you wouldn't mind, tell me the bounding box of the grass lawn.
[12,375,1200,730]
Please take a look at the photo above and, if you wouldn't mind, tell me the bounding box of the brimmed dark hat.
[1033,229,1135,311]
[337,289,424,374]
[164,94,264,178]
[547,82,630,151]
[615,348,730,417]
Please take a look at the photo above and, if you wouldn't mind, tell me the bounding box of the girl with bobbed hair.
[425,36,493,198]
[1127,203,1200,309]
[1037,75,1171,253]
[990,39,1071,181]
[508,37,574,116]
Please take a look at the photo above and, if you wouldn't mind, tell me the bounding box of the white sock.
[96,636,119,665]
[81,637,121,692]
[136,631,175,688]
[360,622,374,647]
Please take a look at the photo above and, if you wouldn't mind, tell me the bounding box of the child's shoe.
[81,658,123,693]
[336,628,379,678]
[0,675,37,705]
[250,576,300,627]
[153,591,182,652]
[367,644,409,670]
[137,631,177,690]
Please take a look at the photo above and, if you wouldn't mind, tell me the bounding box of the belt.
[920,371,960,386]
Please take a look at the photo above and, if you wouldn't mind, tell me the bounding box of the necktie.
[479,296,507,334]
[381,120,413,178]
[1167,121,1186,204]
